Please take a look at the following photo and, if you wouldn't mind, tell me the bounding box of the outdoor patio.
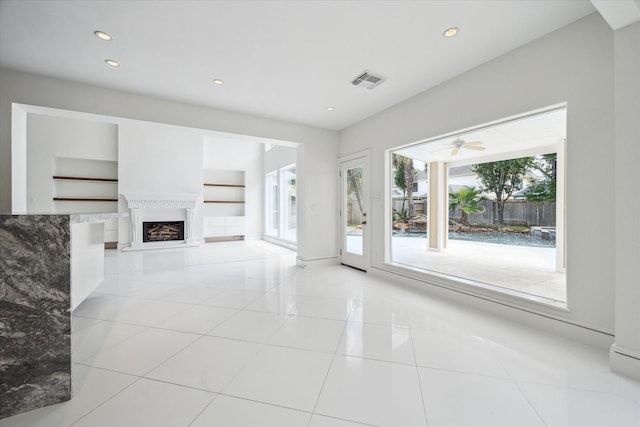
[391,236,566,303]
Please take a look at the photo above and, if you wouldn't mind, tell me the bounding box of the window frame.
[385,105,567,308]
[264,163,297,244]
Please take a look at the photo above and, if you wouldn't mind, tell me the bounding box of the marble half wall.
[0,215,71,419]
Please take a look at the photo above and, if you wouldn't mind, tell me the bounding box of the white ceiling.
[396,108,566,164]
[0,1,596,131]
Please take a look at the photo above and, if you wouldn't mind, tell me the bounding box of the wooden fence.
[347,199,556,227]
[458,200,556,226]
[387,198,555,226]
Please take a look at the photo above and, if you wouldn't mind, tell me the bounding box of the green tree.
[392,154,417,217]
[347,167,364,216]
[524,153,557,226]
[525,153,557,202]
[449,187,487,225]
[472,157,534,225]
[393,154,407,215]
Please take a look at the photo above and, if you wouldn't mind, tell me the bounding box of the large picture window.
[389,107,566,305]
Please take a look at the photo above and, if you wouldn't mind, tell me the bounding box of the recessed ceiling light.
[94,30,112,41]
[327,107,334,111]
[443,27,459,38]
[213,79,224,85]
[105,59,120,67]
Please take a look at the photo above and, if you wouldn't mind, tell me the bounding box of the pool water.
[393,230,555,248]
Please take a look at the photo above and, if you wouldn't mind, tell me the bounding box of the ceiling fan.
[442,137,485,156]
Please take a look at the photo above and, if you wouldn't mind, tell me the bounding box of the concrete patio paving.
[391,236,566,303]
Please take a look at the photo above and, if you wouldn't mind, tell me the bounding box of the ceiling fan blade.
[451,148,460,156]
[464,141,483,145]
[464,145,485,151]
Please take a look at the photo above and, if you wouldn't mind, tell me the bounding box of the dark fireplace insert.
[143,221,185,242]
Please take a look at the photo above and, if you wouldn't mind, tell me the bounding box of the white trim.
[388,105,567,309]
[610,344,640,381]
[121,192,199,209]
[11,103,300,147]
[392,103,568,151]
[296,256,339,268]
[339,149,371,163]
[370,266,614,349]
[121,192,200,250]
[611,343,640,360]
[11,104,28,213]
[263,235,297,250]
[339,150,371,271]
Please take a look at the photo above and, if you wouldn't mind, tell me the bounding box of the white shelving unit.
[203,169,245,241]
[53,157,119,245]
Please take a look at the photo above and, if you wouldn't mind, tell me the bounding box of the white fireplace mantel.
[121,192,200,209]
[121,192,200,250]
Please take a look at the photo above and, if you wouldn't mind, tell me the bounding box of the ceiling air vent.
[351,70,387,90]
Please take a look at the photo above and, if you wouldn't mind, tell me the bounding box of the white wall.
[612,21,640,379]
[264,145,297,174]
[203,136,264,239]
[117,122,204,245]
[296,140,338,263]
[0,68,339,262]
[25,114,117,213]
[339,13,616,338]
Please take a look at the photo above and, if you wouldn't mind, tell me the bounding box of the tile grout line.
[199,278,303,405]
[67,376,143,427]
[482,336,549,426]
[409,328,431,427]
[306,296,356,427]
[511,380,550,427]
[186,394,218,427]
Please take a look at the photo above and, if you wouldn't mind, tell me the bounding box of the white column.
[428,161,447,251]
[611,21,640,380]
[130,208,141,248]
[186,208,194,244]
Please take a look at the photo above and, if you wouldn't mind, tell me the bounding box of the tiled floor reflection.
[3,241,638,427]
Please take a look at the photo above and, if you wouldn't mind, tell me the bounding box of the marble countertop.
[1,212,125,224]
[69,212,125,224]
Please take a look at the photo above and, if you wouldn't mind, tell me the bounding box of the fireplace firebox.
[143,221,185,242]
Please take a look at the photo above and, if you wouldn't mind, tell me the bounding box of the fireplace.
[143,221,185,242]
[121,193,200,251]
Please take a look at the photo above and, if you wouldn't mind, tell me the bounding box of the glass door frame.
[339,150,370,271]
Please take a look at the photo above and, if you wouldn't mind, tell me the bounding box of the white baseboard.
[369,266,614,351]
[262,235,297,250]
[296,256,339,268]
[610,344,640,380]
[118,240,203,251]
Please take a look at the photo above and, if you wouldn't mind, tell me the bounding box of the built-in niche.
[203,169,245,241]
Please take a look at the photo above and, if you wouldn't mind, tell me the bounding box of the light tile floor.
[3,240,639,427]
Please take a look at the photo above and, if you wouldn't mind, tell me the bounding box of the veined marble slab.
[69,212,124,224]
[0,215,71,419]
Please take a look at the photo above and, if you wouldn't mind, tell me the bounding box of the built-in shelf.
[52,158,119,215]
[204,183,245,188]
[53,197,118,202]
[203,169,245,240]
[53,175,118,182]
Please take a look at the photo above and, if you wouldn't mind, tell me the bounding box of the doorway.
[340,153,369,271]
